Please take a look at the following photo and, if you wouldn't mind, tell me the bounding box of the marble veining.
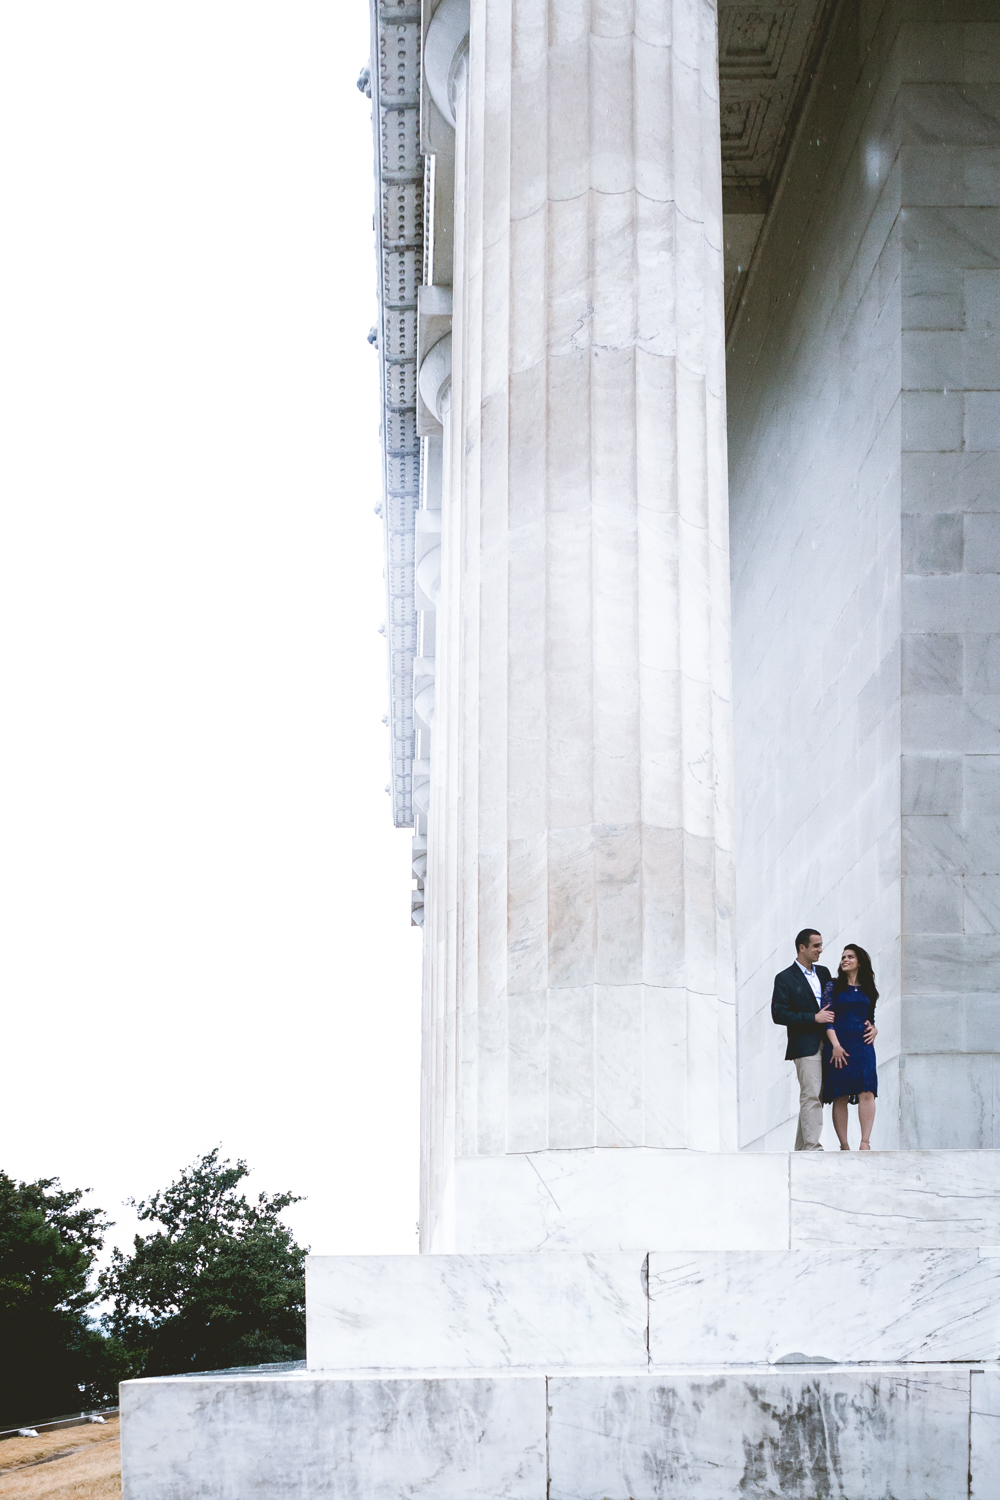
[306,1252,647,1370]
[451,1149,790,1254]
[790,1151,1000,1246]
[452,1148,1000,1255]
[120,1373,547,1500]
[649,1249,1000,1364]
[547,1369,971,1500]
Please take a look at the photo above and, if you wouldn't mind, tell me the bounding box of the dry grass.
[0,1419,120,1500]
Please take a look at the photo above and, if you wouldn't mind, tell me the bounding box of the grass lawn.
[0,1417,120,1499]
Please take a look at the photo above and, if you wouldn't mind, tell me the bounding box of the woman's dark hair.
[834,943,879,1001]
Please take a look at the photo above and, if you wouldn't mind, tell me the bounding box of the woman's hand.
[864,1022,878,1043]
[830,1040,849,1069]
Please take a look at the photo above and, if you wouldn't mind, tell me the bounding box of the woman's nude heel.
[859,1141,871,1151]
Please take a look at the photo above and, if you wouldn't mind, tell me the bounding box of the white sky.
[0,2,423,1262]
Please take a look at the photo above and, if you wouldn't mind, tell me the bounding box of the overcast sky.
[0,2,423,1261]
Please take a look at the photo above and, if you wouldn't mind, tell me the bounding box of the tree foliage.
[99,1149,306,1377]
[0,1172,120,1427]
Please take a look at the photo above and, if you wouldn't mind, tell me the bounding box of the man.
[771,929,834,1151]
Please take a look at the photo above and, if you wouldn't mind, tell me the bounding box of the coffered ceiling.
[719,0,837,319]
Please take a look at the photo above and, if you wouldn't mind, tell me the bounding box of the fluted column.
[423,0,735,1247]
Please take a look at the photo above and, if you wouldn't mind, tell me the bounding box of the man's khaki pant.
[794,1053,824,1150]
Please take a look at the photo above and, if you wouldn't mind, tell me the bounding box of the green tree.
[0,1172,120,1426]
[100,1149,306,1377]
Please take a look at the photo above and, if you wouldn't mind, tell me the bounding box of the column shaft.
[424,0,735,1246]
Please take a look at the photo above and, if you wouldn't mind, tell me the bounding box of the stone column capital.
[424,0,469,129]
[418,332,453,425]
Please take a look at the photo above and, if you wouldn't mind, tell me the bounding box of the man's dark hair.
[795,928,821,951]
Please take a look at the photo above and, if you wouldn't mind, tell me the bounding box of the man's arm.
[864,993,878,1044]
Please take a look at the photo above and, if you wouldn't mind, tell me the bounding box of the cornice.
[370,0,425,829]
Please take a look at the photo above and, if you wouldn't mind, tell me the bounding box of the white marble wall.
[421,0,738,1250]
[728,5,1000,1150]
[897,20,1000,1146]
[727,0,905,1151]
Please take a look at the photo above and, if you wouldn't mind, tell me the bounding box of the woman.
[821,945,879,1150]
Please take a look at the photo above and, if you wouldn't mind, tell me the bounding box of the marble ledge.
[306,1252,648,1371]
[305,1246,1000,1374]
[649,1248,1000,1365]
[120,1372,546,1500]
[547,1367,975,1500]
[451,1149,790,1253]
[790,1148,1000,1245]
[120,1366,1000,1500]
[449,1148,1000,1254]
[122,1361,1000,1380]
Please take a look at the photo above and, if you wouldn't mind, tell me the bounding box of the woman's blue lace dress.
[820,981,878,1103]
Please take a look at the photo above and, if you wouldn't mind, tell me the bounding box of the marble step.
[306,1251,648,1370]
[649,1247,1000,1364]
[306,1246,1000,1370]
[449,1147,1000,1251]
[120,1364,1000,1500]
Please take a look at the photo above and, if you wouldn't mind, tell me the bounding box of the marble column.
[424,0,735,1248]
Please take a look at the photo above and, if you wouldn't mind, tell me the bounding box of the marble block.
[306,1253,647,1370]
[451,1149,790,1253]
[649,1249,1000,1364]
[790,1151,1000,1246]
[120,1371,547,1500]
[972,1370,1000,1500]
[547,1369,971,1500]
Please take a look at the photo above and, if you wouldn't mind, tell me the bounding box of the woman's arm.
[827,1027,849,1068]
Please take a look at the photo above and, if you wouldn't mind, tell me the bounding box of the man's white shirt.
[796,960,822,1003]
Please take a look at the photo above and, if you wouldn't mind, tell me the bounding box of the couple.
[771,928,879,1151]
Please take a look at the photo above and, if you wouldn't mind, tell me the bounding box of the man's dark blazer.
[771,962,833,1060]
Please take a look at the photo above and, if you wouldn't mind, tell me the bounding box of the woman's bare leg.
[832,1097,850,1148]
[858,1092,876,1148]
